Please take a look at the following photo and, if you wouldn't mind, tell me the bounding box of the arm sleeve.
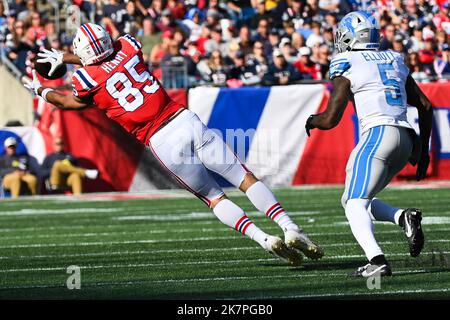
[329,53,352,80]
[119,34,142,53]
[71,68,98,102]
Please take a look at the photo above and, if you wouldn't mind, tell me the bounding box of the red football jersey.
[71,34,184,144]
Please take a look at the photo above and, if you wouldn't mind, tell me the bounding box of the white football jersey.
[329,50,413,134]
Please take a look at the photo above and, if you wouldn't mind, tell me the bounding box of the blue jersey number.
[377,63,402,106]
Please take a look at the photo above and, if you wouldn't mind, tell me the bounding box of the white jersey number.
[106,55,160,112]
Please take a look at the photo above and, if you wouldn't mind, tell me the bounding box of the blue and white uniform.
[332,50,416,204]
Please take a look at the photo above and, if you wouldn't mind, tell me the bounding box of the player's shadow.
[260,260,363,271]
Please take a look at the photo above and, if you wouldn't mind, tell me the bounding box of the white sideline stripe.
[0,237,449,249]
[0,258,280,273]
[2,225,450,242]
[0,270,442,291]
[112,211,321,221]
[1,247,449,263]
[0,208,123,216]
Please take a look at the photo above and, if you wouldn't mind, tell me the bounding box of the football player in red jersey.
[24,23,323,266]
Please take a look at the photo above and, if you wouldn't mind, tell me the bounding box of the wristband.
[41,88,54,102]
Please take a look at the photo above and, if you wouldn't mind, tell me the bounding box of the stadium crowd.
[0,0,450,88]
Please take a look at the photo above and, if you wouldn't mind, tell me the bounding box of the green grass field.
[0,186,449,300]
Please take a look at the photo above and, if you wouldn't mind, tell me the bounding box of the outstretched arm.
[23,70,89,110]
[405,74,433,180]
[305,76,351,135]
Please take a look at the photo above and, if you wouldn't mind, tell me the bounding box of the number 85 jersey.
[329,50,413,134]
[71,34,184,144]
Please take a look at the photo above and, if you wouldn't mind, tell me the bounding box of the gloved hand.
[23,70,42,95]
[37,48,64,76]
[305,115,317,137]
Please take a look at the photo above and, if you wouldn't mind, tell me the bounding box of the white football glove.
[23,70,42,95]
[37,48,64,76]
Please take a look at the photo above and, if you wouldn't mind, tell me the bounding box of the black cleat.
[400,208,424,257]
[348,262,392,278]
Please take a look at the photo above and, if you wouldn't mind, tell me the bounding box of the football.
[34,60,67,80]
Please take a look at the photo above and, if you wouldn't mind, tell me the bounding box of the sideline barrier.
[2,84,448,192]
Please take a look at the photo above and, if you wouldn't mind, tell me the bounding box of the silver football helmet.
[335,11,380,53]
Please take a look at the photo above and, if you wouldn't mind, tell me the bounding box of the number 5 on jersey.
[106,55,160,111]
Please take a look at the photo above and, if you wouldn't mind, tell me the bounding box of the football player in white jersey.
[305,11,433,277]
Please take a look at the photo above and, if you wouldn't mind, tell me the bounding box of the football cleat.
[400,208,425,257]
[348,262,392,278]
[285,229,324,260]
[263,235,303,267]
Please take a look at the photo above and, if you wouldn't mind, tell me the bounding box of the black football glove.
[305,115,317,137]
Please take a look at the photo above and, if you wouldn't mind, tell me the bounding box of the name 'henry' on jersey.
[329,50,413,134]
[71,34,184,144]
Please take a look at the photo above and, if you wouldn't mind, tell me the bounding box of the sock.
[213,199,268,247]
[370,254,389,266]
[245,181,299,232]
[345,198,384,261]
[369,198,404,225]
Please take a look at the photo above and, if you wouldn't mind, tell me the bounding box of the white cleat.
[285,229,324,260]
[263,235,303,267]
[85,169,99,180]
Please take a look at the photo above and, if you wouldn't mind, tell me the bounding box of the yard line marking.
[2,226,450,242]
[0,269,445,291]
[0,208,123,216]
[0,236,448,250]
[0,258,281,273]
[1,249,449,263]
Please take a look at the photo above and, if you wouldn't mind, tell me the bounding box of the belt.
[153,108,186,136]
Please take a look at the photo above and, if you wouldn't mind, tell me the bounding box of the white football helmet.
[73,23,114,66]
[335,11,380,53]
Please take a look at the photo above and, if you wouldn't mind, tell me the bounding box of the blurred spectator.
[41,138,98,195]
[0,137,37,198]
[291,31,306,50]
[294,46,320,80]
[102,0,128,36]
[393,34,408,55]
[226,49,262,87]
[161,40,197,87]
[249,40,269,76]
[182,7,203,42]
[262,48,303,85]
[405,52,431,82]
[282,0,306,30]
[147,0,164,23]
[226,0,255,27]
[204,26,228,55]
[409,25,425,52]
[197,49,228,86]
[419,38,437,76]
[251,0,274,29]
[138,18,161,64]
[317,43,330,79]
[252,18,270,44]
[8,26,39,74]
[150,30,173,64]
[305,21,324,48]
[380,24,395,50]
[237,25,253,56]
[279,37,297,63]
[434,43,450,80]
